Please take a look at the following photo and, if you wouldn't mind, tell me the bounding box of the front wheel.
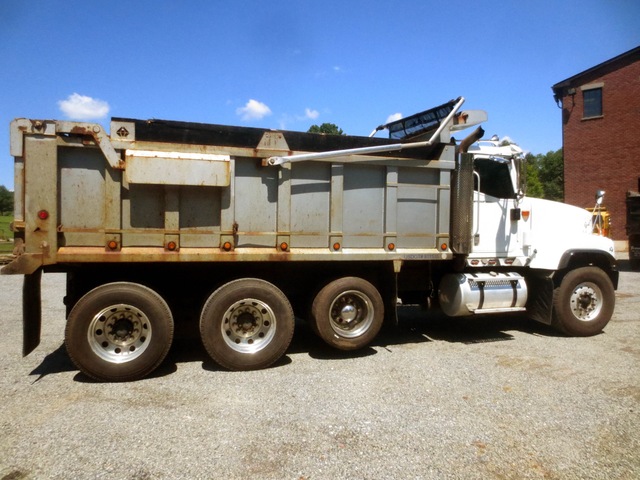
[65,282,174,382]
[552,267,615,336]
[199,278,295,371]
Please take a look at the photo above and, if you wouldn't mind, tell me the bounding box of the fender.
[525,249,618,327]
[556,249,619,289]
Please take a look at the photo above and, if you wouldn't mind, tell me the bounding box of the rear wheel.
[65,282,174,382]
[552,267,615,336]
[199,278,295,371]
[310,277,384,350]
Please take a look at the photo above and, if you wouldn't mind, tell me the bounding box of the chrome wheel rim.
[570,282,603,322]
[221,298,276,353]
[87,304,152,364]
[329,290,374,338]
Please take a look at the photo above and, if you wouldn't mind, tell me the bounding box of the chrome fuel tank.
[439,272,527,316]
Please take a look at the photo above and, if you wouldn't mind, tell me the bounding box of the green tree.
[520,149,563,201]
[307,123,345,135]
[0,185,13,216]
[536,148,564,201]
[523,153,544,198]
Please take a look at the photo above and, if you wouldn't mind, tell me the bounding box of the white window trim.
[581,82,604,91]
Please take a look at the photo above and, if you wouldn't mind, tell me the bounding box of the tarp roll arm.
[266,97,466,166]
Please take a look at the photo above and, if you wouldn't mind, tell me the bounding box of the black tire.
[552,267,615,336]
[199,278,295,371]
[310,277,384,350]
[65,282,174,382]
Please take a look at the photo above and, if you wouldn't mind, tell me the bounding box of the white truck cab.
[460,138,617,335]
[467,138,615,270]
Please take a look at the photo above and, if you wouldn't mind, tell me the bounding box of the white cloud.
[58,93,110,120]
[236,99,272,121]
[385,113,403,124]
[304,108,319,120]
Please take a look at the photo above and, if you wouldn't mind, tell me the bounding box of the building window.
[583,87,603,118]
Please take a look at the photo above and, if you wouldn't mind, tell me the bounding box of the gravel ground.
[0,258,638,479]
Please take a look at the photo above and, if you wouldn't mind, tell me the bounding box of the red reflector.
[37,210,49,220]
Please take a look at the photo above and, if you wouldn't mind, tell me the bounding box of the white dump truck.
[3,97,618,381]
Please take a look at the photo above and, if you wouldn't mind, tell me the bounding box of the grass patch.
[0,215,14,253]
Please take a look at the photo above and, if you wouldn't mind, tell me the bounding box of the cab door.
[470,157,525,258]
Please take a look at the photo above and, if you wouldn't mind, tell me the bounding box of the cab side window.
[473,158,515,199]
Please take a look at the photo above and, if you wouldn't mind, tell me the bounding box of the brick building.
[551,46,640,243]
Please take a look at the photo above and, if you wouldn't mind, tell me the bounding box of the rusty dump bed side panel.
[4,114,458,275]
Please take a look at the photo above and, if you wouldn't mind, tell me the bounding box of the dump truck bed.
[5,100,466,275]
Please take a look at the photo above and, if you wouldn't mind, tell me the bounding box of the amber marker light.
[280,242,289,251]
[37,210,49,220]
[222,241,232,251]
[387,243,395,251]
[440,243,448,251]
[107,240,118,250]
[167,241,177,251]
[333,242,341,251]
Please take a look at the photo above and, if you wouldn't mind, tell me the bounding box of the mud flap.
[23,269,42,356]
[386,263,401,327]
[526,273,554,325]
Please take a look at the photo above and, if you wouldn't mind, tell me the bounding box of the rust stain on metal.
[12,238,25,256]
[10,221,25,232]
[69,126,92,136]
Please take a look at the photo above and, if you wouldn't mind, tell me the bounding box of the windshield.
[474,158,515,199]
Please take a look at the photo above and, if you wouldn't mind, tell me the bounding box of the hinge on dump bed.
[11,119,126,170]
[56,121,125,169]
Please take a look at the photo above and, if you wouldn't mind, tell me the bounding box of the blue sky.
[1,1,639,189]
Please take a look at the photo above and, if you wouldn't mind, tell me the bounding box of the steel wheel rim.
[570,282,603,322]
[221,298,276,353]
[87,304,152,364]
[329,290,374,338]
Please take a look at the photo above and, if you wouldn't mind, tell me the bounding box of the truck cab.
[467,138,615,271]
